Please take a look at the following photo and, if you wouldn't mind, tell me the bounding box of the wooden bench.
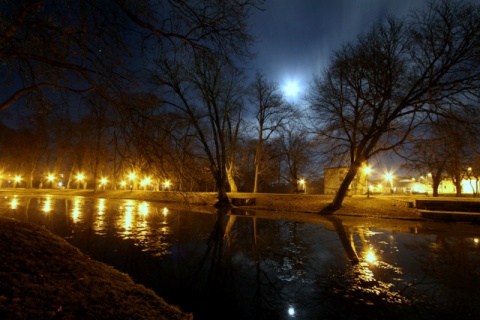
[390,199,414,208]
[231,197,256,206]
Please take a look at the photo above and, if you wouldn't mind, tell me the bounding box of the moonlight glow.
[283,80,300,99]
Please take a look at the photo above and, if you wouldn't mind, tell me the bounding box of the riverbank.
[1,188,422,220]
[0,216,192,320]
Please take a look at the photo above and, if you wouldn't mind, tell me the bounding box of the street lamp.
[363,166,371,198]
[385,172,393,194]
[100,177,108,190]
[129,172,136,191]
[164,180,170,191]
[299,179,306,193]
[47,174,55,188]
[76,173,84,189]
[14,175,21,188]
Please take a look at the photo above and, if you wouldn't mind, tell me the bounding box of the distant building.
[324,167,366,195]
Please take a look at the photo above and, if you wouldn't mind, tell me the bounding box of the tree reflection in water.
[316,215,480,319]
[2,197,480,319]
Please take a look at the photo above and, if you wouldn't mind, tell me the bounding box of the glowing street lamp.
[164,180,170,191]
[14,175,21,188]
[47,174,55,188]
[120,181,127,190]
[129,172,136,191]
[363,166,371,198]
[384,172,393,194]
[299,178,306,193]
[76,173,84,189]
[100,177,108,190]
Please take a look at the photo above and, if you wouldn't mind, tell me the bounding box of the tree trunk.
[214,173,231,208]
[432,178,440,197]
[227,164,237,193]
[253,162,260,193]
[320,162,361,214]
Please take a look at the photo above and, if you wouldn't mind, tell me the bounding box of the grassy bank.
[0,216,192,320]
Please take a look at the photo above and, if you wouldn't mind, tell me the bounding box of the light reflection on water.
[1,195,480,319]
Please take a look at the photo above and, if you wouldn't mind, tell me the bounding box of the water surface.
[1,195,480,319]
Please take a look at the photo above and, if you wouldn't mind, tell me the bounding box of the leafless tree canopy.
[307,0,480,212]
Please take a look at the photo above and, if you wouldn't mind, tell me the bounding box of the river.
[1,195,480,319]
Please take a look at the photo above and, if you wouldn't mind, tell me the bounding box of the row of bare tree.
[2,1,480,211]
[0,74,319,196]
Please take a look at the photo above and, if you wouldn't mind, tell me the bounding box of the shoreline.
[1,188,422,220]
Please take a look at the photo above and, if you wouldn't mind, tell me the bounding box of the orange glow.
[10,197,18,209]
[76,173,84,181]
[365,249,377,263]
[43,197,52,213]
[164,180,170,189]
[129,173,136,180]
[140,177,151,186]
[139,201,149,216]
[14,175,21,182]
[47,174,55,182]
[97,198,105,215]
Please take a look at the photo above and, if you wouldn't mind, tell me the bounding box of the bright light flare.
[365,249,377,263]
[288,305,295,317]
[11,197,18,209]
[76,173,84,181]
[47,174,55,182]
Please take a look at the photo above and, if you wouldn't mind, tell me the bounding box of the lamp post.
[364,166,371,198]
[129,173,136,191]
[385,173,393,194]
[14,175,21,188]
[47,174,55,189]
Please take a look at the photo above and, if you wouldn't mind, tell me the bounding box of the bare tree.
[248,72,295,193]
[1,0,261,111]
[275,122,316,193]
[307,0,480,213]
[154,51,246,206]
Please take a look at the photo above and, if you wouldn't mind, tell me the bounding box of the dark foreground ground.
[0,189,423,319]
[0,216,192,320]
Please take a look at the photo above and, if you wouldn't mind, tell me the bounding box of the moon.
[283,80,301,99]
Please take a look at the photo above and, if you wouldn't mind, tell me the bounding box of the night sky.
[249,0,428,101]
